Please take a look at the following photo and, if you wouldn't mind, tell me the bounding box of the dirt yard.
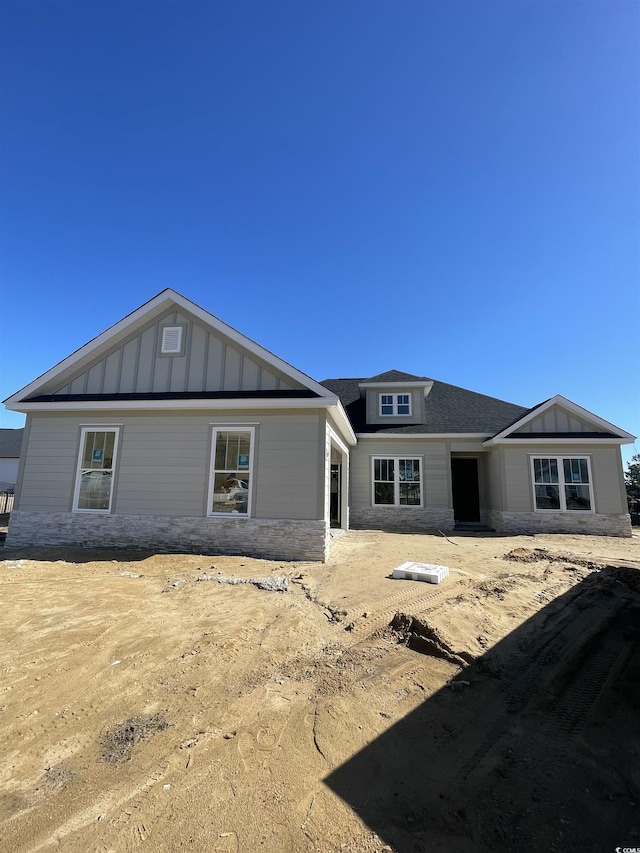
[1,527,639,853]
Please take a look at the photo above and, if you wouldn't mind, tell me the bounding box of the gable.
[485,395,635,445]
[43,307,306,397]
[5,290,336,407]
[512,403,613,437]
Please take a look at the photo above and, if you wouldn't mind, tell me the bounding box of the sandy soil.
[1,527,639,853]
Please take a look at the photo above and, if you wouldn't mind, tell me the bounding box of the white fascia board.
[485,437,633,446]
[485,394,635,445]
[4,288,334,405]
[327,423,351,456]
[6,397,340,413]
[328,402,357,446]
[356,433,491,439]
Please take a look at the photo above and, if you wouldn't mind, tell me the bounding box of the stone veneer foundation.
[488,510,632,538]
[5,511,330,561]
[349,506,455,532]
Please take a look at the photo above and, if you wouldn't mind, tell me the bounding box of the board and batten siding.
[16,410,325,521]
[500,444,628,514]
[513,405,602,435]
[349,439,449,508]
[52,310,305,397]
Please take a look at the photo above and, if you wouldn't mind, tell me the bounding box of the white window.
[379,393,411,416]
[73,428,120,512]
[372,457,422,506]
[531,456,593,512]
[208,427,254,516]
[161,325,183,354]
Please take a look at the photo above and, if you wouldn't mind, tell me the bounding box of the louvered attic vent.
[161,325,183,354]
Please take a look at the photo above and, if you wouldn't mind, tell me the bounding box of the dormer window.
[379,393,411,417]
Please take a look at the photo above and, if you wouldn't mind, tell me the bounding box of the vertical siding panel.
[169,347,189,391]
[103,351,121,392]
[223,346,242,390]
[119,339,139,393]
[136,327,156,392]
[70,372,88,394]
[242,359,260,390]
[260,369,278,391]
[152,353,171,392]
[86,362,104,393]
[187,324,207,391]
[206,336,224,391]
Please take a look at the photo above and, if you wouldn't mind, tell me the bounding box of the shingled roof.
[320,376,528,435]
[360,370,431,383]
[0,428,24,458]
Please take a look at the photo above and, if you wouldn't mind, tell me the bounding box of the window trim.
[378,392,412,417]
[207,425,256,518]
[530,454,594,513]
[72,426,120,514]
[371,455,423,508]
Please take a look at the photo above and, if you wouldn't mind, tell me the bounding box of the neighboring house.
[0,428,24,490]
[3,290,635,560]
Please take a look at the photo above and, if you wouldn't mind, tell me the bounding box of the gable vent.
[161,325,183,354]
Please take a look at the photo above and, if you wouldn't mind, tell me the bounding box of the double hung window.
[209,428,254,516]
[379,393,411,416]
[373,457,422,506]
[532,457,592,512]
[73,428,119,512]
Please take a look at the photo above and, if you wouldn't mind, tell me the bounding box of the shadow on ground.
[326,564,640,853]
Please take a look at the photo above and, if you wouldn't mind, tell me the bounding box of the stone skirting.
[349,506,455,532]
[5,511,330,561]
[488,510,632,538]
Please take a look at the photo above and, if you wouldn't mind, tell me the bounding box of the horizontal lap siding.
[17,411,324,521]
[19,420,78,511]
[253,416,322,519]
[350,440,449,508]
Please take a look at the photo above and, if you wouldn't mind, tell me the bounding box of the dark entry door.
[451,458,480,523]
[330,463,341,528]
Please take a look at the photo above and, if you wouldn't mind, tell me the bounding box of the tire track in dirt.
[453,591,634,792]
[342,577,471,644]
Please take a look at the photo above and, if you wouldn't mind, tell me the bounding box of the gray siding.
[514,405,602,434]
[16,410,325,521]
[52,309,305,397]
[350,439,449,509]
[485,448,504,512]
[365,387,425,426]
[501,443,628,515]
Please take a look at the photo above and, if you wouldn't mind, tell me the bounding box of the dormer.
[358,370,434,426]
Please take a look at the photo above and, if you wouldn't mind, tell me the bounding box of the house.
[3,290,634,560]
[0,428,24,490]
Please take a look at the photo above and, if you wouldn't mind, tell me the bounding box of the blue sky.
[1,0,638,464]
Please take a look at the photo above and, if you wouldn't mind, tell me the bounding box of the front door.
[451,458,480,523]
